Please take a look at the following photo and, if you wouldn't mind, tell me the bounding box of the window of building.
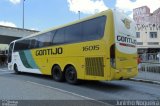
[136,32,140,38]
[148,42,159,45]
[150,32,157,38]
[137,42,143,45]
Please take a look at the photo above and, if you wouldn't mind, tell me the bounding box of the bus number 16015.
[83,45,100,51]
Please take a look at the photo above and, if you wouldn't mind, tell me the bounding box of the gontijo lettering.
[36,47,63,56]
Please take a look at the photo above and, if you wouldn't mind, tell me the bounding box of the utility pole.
[78,11,80,19]
[22,0,25,29]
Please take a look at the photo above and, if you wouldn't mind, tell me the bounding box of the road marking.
[26,81,112,106]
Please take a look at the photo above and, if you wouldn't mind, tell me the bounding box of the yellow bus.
[8,9,138,84]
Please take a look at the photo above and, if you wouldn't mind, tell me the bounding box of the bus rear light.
[115,70,120,73]
[115,69,122,73]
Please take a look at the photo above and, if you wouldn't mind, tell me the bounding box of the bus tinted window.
[38,32,53,47]
[65,23,82,43]
[53,28,65,45]
[23,40,30,49]
[28,37,38,49]
[14,16,106,51]
[14,39,30,51]
[14,42,20,51]
[82,16,106,41]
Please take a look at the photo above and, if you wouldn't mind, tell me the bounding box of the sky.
[0,0,159,31]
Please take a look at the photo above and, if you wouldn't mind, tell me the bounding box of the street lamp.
[22,0,25,29]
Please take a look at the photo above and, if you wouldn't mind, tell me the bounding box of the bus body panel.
[30,40,109,80]
[12,51,42,74]
[8,9,138,81]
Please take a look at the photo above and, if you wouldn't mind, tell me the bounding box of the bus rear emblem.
[122,18,131,29]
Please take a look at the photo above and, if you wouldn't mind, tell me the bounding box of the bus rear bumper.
[111,67,138,80]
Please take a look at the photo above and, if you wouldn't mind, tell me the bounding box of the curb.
[129,78,160,85]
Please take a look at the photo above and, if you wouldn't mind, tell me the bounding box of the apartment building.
[133,6,160,54]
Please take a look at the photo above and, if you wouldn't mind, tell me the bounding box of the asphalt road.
[0,67,160,106]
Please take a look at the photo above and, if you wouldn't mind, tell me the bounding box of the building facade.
[133,6,160,54]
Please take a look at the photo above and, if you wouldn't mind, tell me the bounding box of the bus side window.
[24,39,30,50]
[65,23,82,43]
[43,32,54,46]
[52,28,65,45]
[38,35,44,48]
[28,37,37,49]
[14,40,29,51]
[34,37,39,48]
[82,16,106,41]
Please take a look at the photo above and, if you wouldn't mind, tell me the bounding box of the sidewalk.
[0,65,8,70]
[129,62,160,85]
[0,65,7,68]
[137,71,160,81]
[129,70,160,85]
[129,78,160,85]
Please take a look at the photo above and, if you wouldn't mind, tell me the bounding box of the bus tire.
[52,65,64,82]
[14,64,20,74]
[65,66,78,84]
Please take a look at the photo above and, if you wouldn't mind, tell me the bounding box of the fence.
[136,53,160,82]
[139,53,160,63]
[137,63,160,82]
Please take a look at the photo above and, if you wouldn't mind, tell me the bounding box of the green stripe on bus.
[19,51,32,68]
[24,51,39,69]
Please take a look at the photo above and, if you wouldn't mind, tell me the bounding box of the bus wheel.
[65,66,78,84]
[52,65,64,82]
[14,64,20,74]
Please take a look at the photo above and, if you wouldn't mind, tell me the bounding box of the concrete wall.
[0,25,38,38]
[0,25,39,44]
[0,25,39,50]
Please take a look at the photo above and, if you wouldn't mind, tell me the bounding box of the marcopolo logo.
[122,18,131,29]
